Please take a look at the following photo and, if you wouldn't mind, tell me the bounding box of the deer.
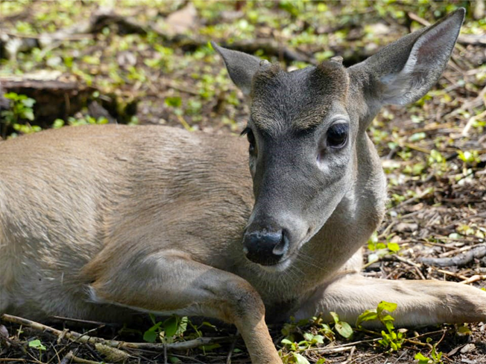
[1,8,484,364]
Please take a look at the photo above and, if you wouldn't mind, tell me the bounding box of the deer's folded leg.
[84,251,280,364]
[294,274,486,327]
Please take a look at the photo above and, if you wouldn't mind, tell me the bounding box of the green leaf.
[384,320,395,333]
[456,323,472,335]
[53,119,65,128]
[377,301,397,314]
[175,316,188,335]
[329,311,339,324]
[28,339,46,351]
[381,314,396,322]
[409,132,426,142]
[293,353,310,364]
[143,329,158,343]
[200,343,221,351]
[4,92,20,100]
[165,96,182,108]
[22,109,35,121]
[387,242,400,253]
[303,332,313,342]
[356,309,378,326]
[143,321,162,343]
[320,323,332,333]
[163,316,179,337]
[414,352,430,364]
[281,338,294,346]
[21,98,36,108]
[335,321,353,339]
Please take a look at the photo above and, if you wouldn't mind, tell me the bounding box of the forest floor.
[1,1,485,363]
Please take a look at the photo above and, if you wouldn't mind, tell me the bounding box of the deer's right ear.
[211,42,269,96]
[349,8,465,107]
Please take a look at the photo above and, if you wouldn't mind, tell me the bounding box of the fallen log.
[0,71,93,125]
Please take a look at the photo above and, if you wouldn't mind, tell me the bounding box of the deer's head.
[213,9,464,270]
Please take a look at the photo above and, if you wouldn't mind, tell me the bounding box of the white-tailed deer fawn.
[1,9,484,364]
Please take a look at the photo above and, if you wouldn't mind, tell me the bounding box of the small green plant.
[53,116,109,128]
[143,314,188,344]
[28,339,46,360]
[28,339,46,351]
[357,301,405,352]
[414,338,443,364]
[329,312,353,339]
[279,316,336,363]
[366,232,401,265]
[0,92,38,137]
[458,150,481,166]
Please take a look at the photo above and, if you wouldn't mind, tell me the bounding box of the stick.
[444,85,486,121]
[62,352,102,364]
[420,245,486,267]
[460,274,486,285]
[0,314,232,352]
[463,109,486,136]
[342,345,356,364]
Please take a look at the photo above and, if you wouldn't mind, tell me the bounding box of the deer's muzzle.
[243,229,290,266]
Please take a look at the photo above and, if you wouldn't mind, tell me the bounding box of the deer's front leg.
[85,251,281,364]
[294,274,486,327]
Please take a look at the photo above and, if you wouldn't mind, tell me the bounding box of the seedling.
[357,301,405,352]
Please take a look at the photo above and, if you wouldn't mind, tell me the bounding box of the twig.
[50,316,115,327]
[403,143,430,154]
[62,351,102,364]
[0,314,232,352]
[341,345,356,364]
[226,335,238,364]
[438,245,474,258]
[391,255,427,280]
[176,114,194,131]
[407,12,430,26]
[462,109,486,136]
[444,85,486,121]
[314,345,355,354]
[459,274,486,285]
[166,82,200,96]
[392,188,433,210]
[435,268,468,281]
[171,354,206,364]
[419,244,486,267]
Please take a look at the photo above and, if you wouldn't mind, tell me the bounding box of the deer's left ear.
[349,8,465,106]
[212,42,270,96]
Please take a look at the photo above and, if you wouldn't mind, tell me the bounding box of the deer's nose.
[243,229,289,266]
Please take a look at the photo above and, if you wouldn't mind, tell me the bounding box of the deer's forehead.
[250,62,349,133]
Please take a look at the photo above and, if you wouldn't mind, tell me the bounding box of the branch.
[420,244,486,267]
[0,314,233,352]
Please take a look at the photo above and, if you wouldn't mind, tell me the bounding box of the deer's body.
[2,9,486,364]
[0,124,382,321]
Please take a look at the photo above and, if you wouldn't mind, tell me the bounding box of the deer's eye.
[242,127,257,156]
[327,123,348,148]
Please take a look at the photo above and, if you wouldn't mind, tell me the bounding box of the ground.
[0,1,485,363]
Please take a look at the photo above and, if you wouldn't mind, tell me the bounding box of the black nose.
[243,229,290,266]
